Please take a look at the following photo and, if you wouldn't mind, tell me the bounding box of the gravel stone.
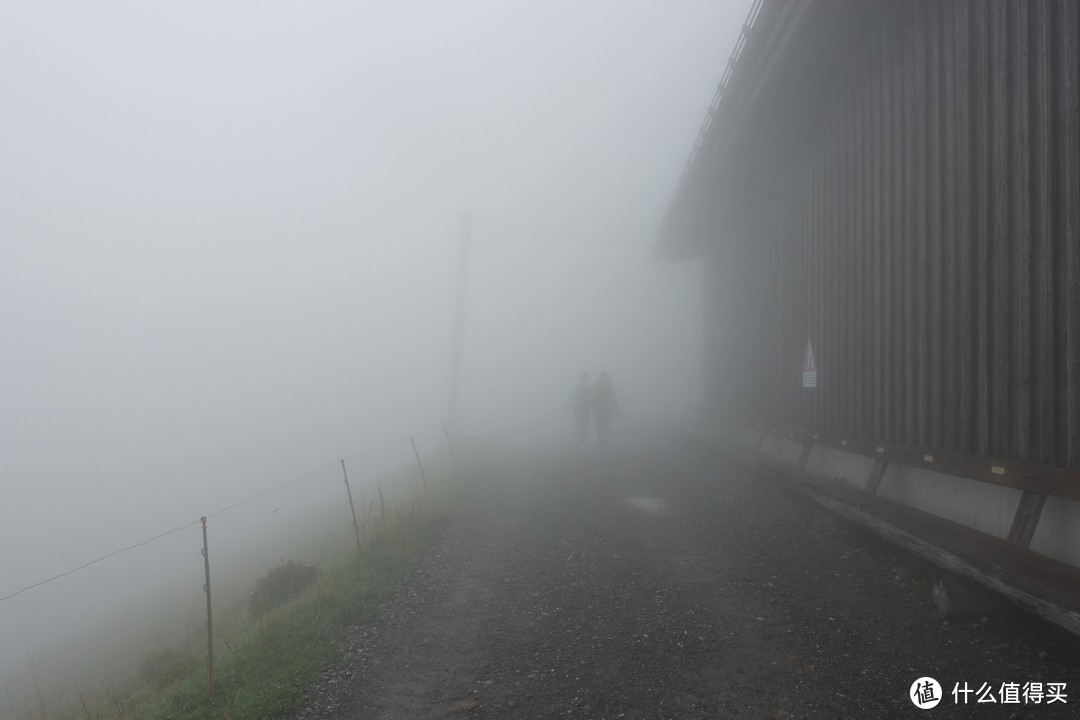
[292,432,1080,719]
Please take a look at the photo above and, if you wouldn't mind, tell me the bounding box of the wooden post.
[448,213,471,422]
[200,516,214,697]
[340,460,364,569]
[410,436,428,487]
[443,422,458,470]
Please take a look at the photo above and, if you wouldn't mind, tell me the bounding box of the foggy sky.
[0,0,749,686]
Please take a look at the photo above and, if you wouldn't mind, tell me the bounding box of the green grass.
[123,473,467,720]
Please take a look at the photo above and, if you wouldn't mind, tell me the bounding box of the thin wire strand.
[0,434,416,602]
[204,460,341,519]
[0,520,199,602]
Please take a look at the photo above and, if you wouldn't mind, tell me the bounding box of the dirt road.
[294,430,1080,719]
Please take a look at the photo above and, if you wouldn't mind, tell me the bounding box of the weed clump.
[249,561,319,616]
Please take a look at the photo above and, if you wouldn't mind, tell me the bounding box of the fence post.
[200,516,214,697]
[443,423,458,470]
[340,460,364,569]
[410,436,428,487]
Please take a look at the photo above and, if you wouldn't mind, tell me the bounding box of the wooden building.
[660,0,1080,469]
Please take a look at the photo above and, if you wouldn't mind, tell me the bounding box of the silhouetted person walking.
[593,372,618,447]
[570,372,593,446]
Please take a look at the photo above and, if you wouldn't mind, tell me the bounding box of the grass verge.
[125,474,466,720]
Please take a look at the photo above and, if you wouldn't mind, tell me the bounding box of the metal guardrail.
[719,418,1080,640]
[735,419,1080,551]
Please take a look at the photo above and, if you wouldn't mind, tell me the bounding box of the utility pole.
[448,212,470,423]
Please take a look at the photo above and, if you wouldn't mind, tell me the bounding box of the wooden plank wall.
[713,0,1080,469]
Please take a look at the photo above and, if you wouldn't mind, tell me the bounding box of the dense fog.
[0,0,749,708]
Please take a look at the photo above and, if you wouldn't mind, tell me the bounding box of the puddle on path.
[625,496,664,512]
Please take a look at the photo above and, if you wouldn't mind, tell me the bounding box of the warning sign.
[802,338,817,389]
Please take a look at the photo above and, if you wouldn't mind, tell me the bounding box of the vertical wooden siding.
[716,0,1080,469]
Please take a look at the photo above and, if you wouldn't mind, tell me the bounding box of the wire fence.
[0,421,462,714]
[0,426,462,605]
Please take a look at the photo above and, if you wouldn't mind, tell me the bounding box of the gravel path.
[294,431,1080,719]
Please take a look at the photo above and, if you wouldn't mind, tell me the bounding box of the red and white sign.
[802,337,817,388]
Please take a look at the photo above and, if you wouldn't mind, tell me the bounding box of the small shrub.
[249,561,319,616]
[140,648,194,688]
